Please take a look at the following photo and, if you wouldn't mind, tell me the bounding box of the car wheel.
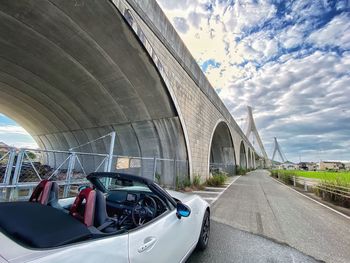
[196,210,210,251]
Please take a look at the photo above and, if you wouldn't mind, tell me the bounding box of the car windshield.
[98,177,151,193]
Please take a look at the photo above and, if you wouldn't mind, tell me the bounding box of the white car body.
[0,190,209,263]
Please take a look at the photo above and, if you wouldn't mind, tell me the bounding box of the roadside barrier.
[271,171,350,208]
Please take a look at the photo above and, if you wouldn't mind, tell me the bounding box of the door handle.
[138,237,157,253]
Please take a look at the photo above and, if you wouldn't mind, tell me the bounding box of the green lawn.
[273,170,350,186]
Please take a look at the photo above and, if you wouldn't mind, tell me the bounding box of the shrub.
[176,176,191,190]
[193,175,201,187]
[155,173,161,184]
[270,170,278,178]
[279,173,293,185]
[237,167,247,175]
[206,173,227,187]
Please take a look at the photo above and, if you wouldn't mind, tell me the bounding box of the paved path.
[189,170,350,263]
[188,221,319,263]
[192,176,238,204]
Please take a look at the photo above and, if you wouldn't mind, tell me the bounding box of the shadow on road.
[187,220,323,263]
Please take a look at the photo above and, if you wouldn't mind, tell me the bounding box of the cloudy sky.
[156,0,350,162]
[0,0,349,162]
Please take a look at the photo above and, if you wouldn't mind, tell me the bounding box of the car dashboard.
[105,190,167,229]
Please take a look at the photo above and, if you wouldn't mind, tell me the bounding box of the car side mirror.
[176,203,191,219]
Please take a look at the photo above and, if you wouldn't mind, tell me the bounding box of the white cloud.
[221,0,276,34]
[172,17,190,34]
[0,124,38,149]
[0,125,30,135]
[156,0,350,161]
[223,51,350,161]
[277,23,307,49]
[308,13,350,49]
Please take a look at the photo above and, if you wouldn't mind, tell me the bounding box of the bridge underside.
[0,1,187,176]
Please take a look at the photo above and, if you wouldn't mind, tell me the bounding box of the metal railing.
[0,147,191,201]
[271,171,350,206]
[0,148,110,201]
[2,147,243,201]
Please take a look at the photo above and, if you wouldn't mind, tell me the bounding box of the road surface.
[188,170,350,263]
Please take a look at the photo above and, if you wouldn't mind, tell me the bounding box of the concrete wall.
[115,0,257,178]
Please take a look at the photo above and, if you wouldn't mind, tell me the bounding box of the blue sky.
[156,0,350,162]
[0,0,349,162]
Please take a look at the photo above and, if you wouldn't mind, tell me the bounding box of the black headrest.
[94,190,108,227]
[47,182,61,209]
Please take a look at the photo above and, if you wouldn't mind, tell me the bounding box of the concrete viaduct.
[0,0,261,182]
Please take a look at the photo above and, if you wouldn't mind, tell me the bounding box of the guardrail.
[1,145,238,202]
[272,171,350,207]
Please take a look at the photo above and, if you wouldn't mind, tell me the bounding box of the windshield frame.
[87,172,177,208]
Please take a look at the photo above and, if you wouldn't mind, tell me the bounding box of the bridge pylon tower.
[245,106,269,167]
[271,137,287,163]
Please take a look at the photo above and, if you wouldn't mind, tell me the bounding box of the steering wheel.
[132,195,157,226]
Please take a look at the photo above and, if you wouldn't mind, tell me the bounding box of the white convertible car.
[0,173,210,263]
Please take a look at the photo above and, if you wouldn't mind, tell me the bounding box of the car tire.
[196,210,210,251]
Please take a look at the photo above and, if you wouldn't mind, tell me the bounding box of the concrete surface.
[188,221,320,263]
[190,170,350,263]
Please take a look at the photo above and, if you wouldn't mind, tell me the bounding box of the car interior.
[0,174,172,249]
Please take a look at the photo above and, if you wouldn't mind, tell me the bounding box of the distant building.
[0,142,11,153]
[344,162,350,171]
[298,162,317,171]
[319,161,345,171]
[278,161,298,170]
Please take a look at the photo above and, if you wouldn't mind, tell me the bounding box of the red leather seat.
[29,180,54,205]
[70,188,118,231]
[69,188,96,227]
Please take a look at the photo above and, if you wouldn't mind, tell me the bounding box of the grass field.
[272,170,350,186]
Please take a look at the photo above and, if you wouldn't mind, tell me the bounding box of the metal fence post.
[152,157,157,181]
[107,132,116,172]
[4,148,16,185]
[173,159,177,189]
[10,150,24,200]
[64,154,76,198]
[12,150,24,185]
[103,155,109,172]
[293,176,296,187]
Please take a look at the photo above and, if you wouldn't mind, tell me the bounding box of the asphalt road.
[188,170,350,263]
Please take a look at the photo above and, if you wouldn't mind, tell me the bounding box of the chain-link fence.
[113,155,189,189]
[209,163,237,176]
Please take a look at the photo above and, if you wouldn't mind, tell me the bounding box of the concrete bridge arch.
[208,120,236,177]
[0,0,259,181]
[239,141,247,169]
[247,148,252,169]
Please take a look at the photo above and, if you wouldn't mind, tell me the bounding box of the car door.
[128,209,195,263]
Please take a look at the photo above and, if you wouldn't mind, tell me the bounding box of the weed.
[206,172,227,187]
